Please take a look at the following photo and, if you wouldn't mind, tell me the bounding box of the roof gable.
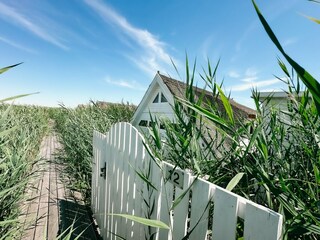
[131,73,174,125]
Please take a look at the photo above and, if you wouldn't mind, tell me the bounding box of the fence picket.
[172,171,192,240]
[91,132,98,214]
[150,159,162,240]
[189,178,212,240]
[244,201,283,240]
[127,127,137,239]
[97,133,106,235]
[120,123,130,239]
[115,123,125,237]
[102,131,110,239]
[109,125,117,239]
[92,131,105,227]
[113,124,122,238]
[158,163,174,240]
[133,134,146,239]
[212,187,238,240]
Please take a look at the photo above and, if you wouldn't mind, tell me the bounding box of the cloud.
[200,35,214,59]
[227,78,280,92]
[241,68,258,82]
[0,2,68,50]
[259,88,282,92]
[227,68,258,82]
[235,21,258,53]
[241,76,258,82]
[245,67,258,77]
[227,70,240,78]
[84,0,174,75]
[105,76,146,91]
[282,38,297,47]
[0,36,37,53]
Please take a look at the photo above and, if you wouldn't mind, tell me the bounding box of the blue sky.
[0,0,319,108]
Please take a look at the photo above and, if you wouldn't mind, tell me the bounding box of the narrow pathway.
[20,132,99,240]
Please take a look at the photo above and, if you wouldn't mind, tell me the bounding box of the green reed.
[53,101,136,203]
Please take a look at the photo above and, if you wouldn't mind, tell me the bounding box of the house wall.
[132,81,175,132]
[258,92,292,125]
[261,97,288,112]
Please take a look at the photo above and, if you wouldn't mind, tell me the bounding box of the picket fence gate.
[91,122,283,240]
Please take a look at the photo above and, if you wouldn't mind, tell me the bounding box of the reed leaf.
[110,214,170,229]
[0,63,22,75]
[253,0,320,114]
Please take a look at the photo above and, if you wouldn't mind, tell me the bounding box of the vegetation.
[0,97,135,238]
[0,62,135,238]
[53,101,136,202]
[146,59,319,239]
[0,104,49,238]
[0,64,49,238]
[142,1,320,238]
[0,1,319,239]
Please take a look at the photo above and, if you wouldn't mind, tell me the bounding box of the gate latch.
[100,162,106,179]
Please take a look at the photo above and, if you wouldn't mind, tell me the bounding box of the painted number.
[166,165,184,189]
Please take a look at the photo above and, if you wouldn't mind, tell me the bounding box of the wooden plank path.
[20,133,99,240]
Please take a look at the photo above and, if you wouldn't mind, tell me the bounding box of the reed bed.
[0,104,49,239]
[146,59,320,239]
[53,101,136,202]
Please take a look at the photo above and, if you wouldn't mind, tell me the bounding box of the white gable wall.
[259,92,289,112]
[131,73,175,130]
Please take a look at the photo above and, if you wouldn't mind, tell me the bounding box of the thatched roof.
[159,73,256,119]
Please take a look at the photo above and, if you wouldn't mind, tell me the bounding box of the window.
[160,93,168,102]
[153,93,159,103]
[149,121,156,128]
[138,120,148,127]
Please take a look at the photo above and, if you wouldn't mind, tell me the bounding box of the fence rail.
[91,122,283,240]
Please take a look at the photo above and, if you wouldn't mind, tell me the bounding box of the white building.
[259,91,291,110]
[132,72,256,130]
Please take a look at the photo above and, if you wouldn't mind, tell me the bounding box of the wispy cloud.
[227,67,258,82]
[282,37,297,47]
[241,67,259,82]
[200,35,214,59]
[241,76,258,82]
[227,70,240,78]
[227,78,279,92]
[84,0,174,75]
[105,76,146,91]
[0,2,68,50]
[260,88,282,92]
[227,67,279,92]
[235,21,258,53]
[0,36,37,53]
[245,67,258,77]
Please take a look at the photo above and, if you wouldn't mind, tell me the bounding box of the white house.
[132,72,256,130]
[258,91,310,116]
[259,91,291,110]
[258,91,310,109]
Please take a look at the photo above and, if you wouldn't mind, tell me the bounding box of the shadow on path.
[58,199,102,240]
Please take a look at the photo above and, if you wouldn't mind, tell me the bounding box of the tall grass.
[0,63,49,238]
[146,59,320,239]
[54,101,136,202]
[0,104,49,239]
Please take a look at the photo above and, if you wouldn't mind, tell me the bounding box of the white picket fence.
[91,122,283,240]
